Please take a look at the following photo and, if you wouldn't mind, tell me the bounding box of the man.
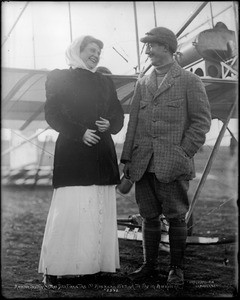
[120,27,211,285]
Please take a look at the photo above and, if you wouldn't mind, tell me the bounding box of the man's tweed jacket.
[121,61,212,183]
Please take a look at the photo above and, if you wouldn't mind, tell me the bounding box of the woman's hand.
[95,117,110,132]
[83,129,101,146]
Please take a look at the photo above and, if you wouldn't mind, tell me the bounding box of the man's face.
[145,42,167,66]
[80,42,101,69]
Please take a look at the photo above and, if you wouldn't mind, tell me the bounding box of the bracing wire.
[186,196,237,232]
[10,129,54,157]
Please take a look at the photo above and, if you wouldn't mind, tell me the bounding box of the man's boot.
[128,217,161,281]
[167,217,187,285]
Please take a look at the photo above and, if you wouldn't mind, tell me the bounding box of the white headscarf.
[65,35,100,73]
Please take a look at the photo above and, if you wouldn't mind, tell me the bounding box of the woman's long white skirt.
[38,185,120,276]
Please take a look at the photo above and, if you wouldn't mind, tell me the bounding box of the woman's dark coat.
[45,68,124,188]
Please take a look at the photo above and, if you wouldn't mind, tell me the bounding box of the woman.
[38,35,124,285]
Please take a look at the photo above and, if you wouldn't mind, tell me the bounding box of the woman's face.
[80,42,101,70]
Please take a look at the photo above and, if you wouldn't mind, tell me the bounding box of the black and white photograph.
[2,1,238,298]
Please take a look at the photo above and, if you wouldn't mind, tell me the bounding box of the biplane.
[2,2,238,250]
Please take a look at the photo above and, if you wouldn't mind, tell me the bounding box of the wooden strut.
[133,2,141,73]
[186,98,237,223]
[68,2,73,43]
[2,2,30,47]
[139,1,209,77]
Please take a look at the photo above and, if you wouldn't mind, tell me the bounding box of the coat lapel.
[146,71,158,96]
[153,76,174,100]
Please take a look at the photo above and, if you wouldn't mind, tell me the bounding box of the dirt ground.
[1,146,238,298]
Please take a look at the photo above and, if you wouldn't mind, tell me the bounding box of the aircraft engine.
[176,22,237,78]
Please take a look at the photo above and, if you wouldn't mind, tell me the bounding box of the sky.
[1,1,238,150]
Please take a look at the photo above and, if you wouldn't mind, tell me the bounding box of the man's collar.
[154,62,174,76]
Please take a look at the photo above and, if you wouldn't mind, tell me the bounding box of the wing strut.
[139,1,209,77]
[186,98,237,223]
[175,1,209,37]
[2,2,30,47]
